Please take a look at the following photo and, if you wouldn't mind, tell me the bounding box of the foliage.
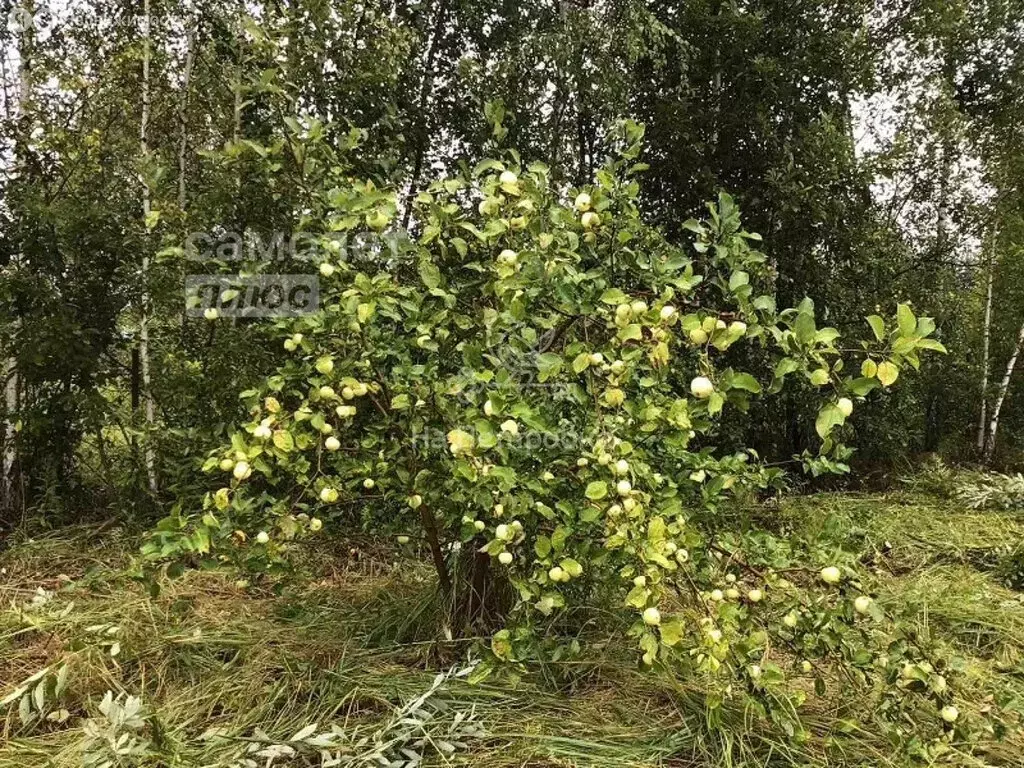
[955,472,1024,511]
[134,116,961,753]
[81,693,152,768]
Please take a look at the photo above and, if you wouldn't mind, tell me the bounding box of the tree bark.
[977,234,995,454]
[3,0,34,514]
[984,319,1024,463]
[418,503,452,599]
[139,0,158,493]
[177,22,197,212]
[401,0,449,227]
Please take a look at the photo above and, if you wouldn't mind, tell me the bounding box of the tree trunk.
[3,0,34,514]
[177,22,197,212]
[2,359,16,515]
[984,320,1024,463]
[977,234,995,454]
[401,0,448,227]
[139,0,158,493]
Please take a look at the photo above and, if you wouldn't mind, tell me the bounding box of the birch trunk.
[977,236,995,453]
[3,0,34,513]
[984,320,1024,463]
[139,0,158,492]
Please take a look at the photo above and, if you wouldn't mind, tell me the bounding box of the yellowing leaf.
[877,361,899,387]
[272,430,294,452]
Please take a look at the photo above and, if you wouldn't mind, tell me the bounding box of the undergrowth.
[1,493,1022,767]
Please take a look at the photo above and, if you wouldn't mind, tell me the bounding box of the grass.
[1,492,1022,767]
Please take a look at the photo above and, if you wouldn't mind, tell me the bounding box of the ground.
[1,492,1022,767]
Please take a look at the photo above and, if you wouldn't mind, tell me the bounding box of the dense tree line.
[1,0,1023,522]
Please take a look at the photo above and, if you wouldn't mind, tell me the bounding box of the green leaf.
[866,315,885,342]
[815,404,845,439]
[660,617,685,646]
[896,303,916,337]
[795,311,817,344]
[774,358,799,378]
[729,373,761,393]
[585,481,608,500]
[536,353,563,382]
[600,288,628,305]
[618,324,643,342]
[475,420,498,449]
[847,377,878,396]
[534,535,551,558]
[708,392,724,416]
[729,271,749,291]
[572,353,592,373]
[491,629,513,660]
[418,260,441,289]
[560,558,583,577]
[916,338,947,353]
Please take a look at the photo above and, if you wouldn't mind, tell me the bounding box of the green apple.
[690,376,714,399]
[366,210,389,230]
[820,566,842,584]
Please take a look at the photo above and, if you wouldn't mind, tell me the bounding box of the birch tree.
[984,320,1024,462]
[2,0,34,514]
[977,234,995,454]
[139,0,158,493]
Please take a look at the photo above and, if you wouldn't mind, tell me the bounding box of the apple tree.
[146,119,961,750]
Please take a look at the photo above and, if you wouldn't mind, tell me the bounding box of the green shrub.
[145,119,963,754]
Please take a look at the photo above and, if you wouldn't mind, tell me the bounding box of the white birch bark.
[3,0,34,512]
[977,236,995,453]
[984,319,1024,463]
[139,0,158,492]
